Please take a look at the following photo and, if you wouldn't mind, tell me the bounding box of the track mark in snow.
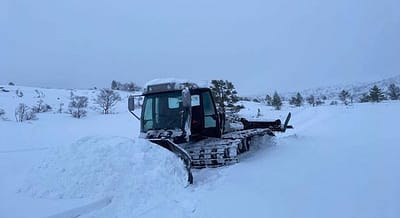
[0,147,48,153]
[47,197,112,218]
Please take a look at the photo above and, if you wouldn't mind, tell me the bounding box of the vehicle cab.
[129,80,223,143]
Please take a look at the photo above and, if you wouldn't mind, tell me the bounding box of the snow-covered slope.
[0,85,135,119]
[276,75,400,100]
[1,85,400,218]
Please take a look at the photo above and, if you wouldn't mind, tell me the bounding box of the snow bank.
[21,136,188,217]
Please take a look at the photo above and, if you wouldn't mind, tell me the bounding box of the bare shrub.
[0,108,5,120]
[34,89,45,98]
[57,103,64,113]
[32,99,52,113]
[330,100,338,106]
[69,96,88,118]
[16,89,24,97]
[95,88,121,114]
[338,90,351,105]
[15,103,37,122]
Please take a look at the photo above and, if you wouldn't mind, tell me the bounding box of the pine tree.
[271,91,282,110]
[210,80,240,117]
[315,98,324,106]
[338,90,351,105]
[111,80,141,91]
[289,92,303,107]
[265,94,272,106]
[306,95,315,107]
[359,93,370,103]
[111,80,118,90]
[369,85,386,102]
[387,83,400,100]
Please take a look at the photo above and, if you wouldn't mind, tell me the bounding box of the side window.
[191,95,200,106]
[202,92,216,116]
[202,92,217,128]
[144,98,153,120]
[143,98,153,130]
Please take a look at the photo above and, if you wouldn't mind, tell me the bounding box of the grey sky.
[2,0,400,95]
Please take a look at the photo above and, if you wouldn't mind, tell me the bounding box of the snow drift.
[21,136,188,217]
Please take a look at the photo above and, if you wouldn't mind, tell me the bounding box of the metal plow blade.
[149,139,193,184]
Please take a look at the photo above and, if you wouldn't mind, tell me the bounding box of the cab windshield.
[141,92,200,131]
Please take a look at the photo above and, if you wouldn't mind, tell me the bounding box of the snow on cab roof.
[143,78,209,94]
[145,78,192,87]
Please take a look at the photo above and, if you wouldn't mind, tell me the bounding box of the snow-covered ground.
[1,85,400,218]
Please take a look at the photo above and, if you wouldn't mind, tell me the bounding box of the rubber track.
[183,128,272,168]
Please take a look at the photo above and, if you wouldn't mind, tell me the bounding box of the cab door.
[200,90,221,138]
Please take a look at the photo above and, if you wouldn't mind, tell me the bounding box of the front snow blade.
[149,139,193,184]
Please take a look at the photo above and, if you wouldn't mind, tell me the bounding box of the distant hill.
[276,75,400,101]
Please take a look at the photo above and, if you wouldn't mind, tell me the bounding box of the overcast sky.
[2,0,400,95]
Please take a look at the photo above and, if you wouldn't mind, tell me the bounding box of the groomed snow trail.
[189,102,400,218]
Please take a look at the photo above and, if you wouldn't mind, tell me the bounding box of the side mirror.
[128,96,140,120]
[128,96,135,111]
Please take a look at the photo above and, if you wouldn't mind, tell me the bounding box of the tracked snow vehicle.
[128,79,292,184]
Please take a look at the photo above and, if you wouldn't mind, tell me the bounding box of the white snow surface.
[1,85,400,218]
